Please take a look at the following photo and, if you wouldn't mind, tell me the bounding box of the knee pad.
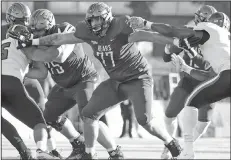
[81,108,99,121]
[47,116,67,131]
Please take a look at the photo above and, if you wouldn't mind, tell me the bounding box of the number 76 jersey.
[2,38,30,82]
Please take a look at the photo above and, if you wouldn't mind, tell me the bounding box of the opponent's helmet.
[208,12,230,31]
[6,2,31,26]
[7,24,32,42]
[194,5,217,25]
[29,9,55,32]
[85,2,113,37]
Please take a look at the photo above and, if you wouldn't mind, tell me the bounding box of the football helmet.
[29,9,55,32]
[6,2,31,26]
[85,2,113,37]
[208,12,230,31]
[194,5,217,25]
[7,24,32,45]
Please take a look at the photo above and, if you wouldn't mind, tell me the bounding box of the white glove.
[171,53,186,72]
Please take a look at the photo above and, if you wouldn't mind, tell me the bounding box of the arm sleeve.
[163,45,183,62]
[74,21,89,40]
[120,15,134,35]
[186,30,210,47]
[163,53,172,62]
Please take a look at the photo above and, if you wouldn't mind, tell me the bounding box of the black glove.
[17,40,32,49]
[7,30,33,49]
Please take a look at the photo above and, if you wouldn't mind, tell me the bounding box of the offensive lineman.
[17,3,183,159]
[26,9,124,159]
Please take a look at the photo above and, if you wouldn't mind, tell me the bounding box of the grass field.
[2,137,230,159]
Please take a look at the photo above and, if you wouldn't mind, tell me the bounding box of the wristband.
[164,45,171,54]
[32,38,39,45]
[183,65,193,74]
[144,20,152,29]
[173,38,180,47]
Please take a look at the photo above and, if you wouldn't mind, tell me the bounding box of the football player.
[129,11,230,159]
[161,44,216,159]
[18,3,183,159]
[1,3,33,159]
[2,24,61,159]
[129,5,218,159]
[2,3,61,159]
[25,9,124,159]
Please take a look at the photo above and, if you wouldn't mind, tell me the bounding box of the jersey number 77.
[96,51,115,67]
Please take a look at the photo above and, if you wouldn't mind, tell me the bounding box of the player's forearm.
[128,30,174,44]
[33,80,46,99]
[31,47,60,62]
[32,32,83,46]
[182,65,214,81]
[26,68,48,79]
[32,33,63,46]
[145,21,194,38]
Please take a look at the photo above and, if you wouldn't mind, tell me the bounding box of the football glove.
[171,53,186,72]
[128,16,146,30]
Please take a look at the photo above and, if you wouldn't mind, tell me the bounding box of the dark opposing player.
[26,9,124,159]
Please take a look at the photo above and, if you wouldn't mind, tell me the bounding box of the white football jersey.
[2,38,31,82]
[193,22,230,74]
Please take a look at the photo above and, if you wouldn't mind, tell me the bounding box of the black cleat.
[36,149,60,159]
[165,138,182,158]
[81,152,98,160]
[19,148,35,160]
[50,149,63,159]
[66,139,85,159]
[108,146,124,159]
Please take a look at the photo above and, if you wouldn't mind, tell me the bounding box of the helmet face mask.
[7,24,32,42]
[29,9,55,38]
[194,5,217,25]
[85,2,113,37]
[6,2,31,26]
[208,12,230,31]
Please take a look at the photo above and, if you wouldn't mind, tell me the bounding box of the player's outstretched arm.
[26,61,48,79]
[32,32,84,46]
[128,16,196,38]
[128,30,174,44]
